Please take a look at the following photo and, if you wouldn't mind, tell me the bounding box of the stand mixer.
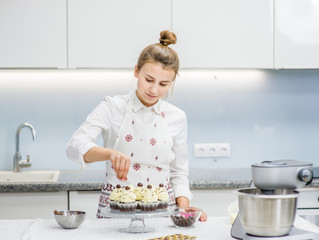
[231,160,317,240]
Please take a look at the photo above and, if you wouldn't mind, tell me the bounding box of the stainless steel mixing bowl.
[54,210,86,229]
[237,188,298,237]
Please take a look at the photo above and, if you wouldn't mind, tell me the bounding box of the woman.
[66,30,207,221]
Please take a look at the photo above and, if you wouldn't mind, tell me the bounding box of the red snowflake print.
[155,156,158,160]
[140,138,142,141]
[99,195,105,204]
[164,141,166,144]
[132,120,134,125]
[154,123,157,128]
[104,183,113,191]
[104,197,110,205]
[150,138,157,146]
[131,152,134,157]
[156,167,162,172]
[133,163,141,171]
[125,134,133,142]
[160,111,165,118]
[169,193,175,203]
[147,177,150,182]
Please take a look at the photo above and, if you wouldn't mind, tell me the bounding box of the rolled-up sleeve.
[169,113,193,201]
[66,99,110,169]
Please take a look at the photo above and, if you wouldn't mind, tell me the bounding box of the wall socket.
[194,143,231,157]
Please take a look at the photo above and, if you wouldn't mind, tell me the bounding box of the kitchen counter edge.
[0,169,318,192]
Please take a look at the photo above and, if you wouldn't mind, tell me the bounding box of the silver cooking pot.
[251,160,313,190]
[237,188,298,237]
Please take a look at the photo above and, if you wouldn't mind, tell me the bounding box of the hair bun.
[159,30,177,46]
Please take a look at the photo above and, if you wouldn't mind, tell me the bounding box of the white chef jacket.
[66,91,193,201]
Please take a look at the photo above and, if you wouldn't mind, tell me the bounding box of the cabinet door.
[191,189,237,217]
[274,0,319,69]
[297,188,319,209]
[0,0,67,68]
[69,191,100,219]
[68,0,171,68]
[0,192,67,219]
[172,0,273,68]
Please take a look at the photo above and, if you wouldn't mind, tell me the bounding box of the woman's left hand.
[199,210,207,222]
[176,197,207,222]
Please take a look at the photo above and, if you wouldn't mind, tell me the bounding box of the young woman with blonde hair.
[67,30,207,221]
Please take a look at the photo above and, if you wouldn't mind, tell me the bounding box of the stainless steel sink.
[0,170,60,183]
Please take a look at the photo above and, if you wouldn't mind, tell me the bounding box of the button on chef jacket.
[66,90,193,201]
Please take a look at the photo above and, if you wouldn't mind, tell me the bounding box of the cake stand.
[100,207,174,233]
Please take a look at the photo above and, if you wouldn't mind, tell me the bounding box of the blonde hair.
[136,30,179,79]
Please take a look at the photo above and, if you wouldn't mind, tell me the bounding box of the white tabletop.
[0,216,318,240]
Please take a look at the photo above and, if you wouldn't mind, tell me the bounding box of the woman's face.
[135,62,175,107]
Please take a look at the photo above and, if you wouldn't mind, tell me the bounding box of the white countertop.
[1,216,318,240]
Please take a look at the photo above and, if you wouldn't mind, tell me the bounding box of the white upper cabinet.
[68,0,171,68]
[274,0,319,69]
[0,0,67,68]
[172,0,273,69]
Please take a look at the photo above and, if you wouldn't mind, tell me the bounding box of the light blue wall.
[0,69,318,171]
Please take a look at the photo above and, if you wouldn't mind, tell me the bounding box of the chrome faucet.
[13,123,37,172]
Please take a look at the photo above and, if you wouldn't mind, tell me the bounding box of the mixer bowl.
[237,188,299,237]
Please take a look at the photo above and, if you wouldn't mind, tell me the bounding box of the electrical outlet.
[194,143,231,157]
[194,144,209,157]
[218,143,231,157]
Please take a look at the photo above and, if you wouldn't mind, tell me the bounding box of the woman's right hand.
[83,146,131,181]
[108,149,131,181]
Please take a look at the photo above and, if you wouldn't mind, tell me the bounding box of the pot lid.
[252,160,313,168]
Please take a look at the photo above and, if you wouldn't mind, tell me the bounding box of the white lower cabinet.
[190,189,237,217]
[296,188,319,215]
[0,192,67,219]
[3,188,315,220]
[69,191,100,219]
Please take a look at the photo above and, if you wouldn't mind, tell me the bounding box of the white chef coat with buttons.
[66,90,193,203]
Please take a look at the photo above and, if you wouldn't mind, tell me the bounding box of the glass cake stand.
[101,207,174,233]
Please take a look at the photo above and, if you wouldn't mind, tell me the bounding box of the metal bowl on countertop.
[237,188,298,237]
[54,210,86,229]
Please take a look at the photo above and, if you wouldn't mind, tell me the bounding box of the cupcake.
[156,183,169,210]
[128,184,135,192]
[140,185,158,212]
[109,184,122,210]
[134,182,145,209]
[118,186,137,212]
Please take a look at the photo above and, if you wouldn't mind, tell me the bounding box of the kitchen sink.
[0,170,60,183]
